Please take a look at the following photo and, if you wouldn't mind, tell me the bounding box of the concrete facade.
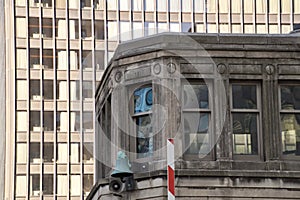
[92,33,300,199]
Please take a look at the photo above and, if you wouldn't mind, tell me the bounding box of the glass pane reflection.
[232,85,257,109]
[281,114,300,155]
[183,84,208,109]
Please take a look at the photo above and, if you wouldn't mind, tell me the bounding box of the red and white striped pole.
[167,138,175,200]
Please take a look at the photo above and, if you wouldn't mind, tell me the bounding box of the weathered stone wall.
[92,33,300,200]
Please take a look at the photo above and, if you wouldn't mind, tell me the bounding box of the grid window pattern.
[12,0,300,199]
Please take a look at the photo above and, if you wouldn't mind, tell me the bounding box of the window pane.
[207,24,217,33]
[157,0,167,11]
[71,111,80,131]
[29,17,39,38]
[219,0,228,13]
[256,0,266,13]
[95,20,104,39]
[16,0,26,6]
[269,0,278,13]
[30,48,40,69]
[170,23,180,32]
[30,174,40,196]
[181,22,192,32]
[95,50,105,70]
[244,24,254,34]
[56,0,66,8]
[17,143,27,163]
[43,174,53,195]
[281,114,300,155]
[134,87,152,113]
[232,24,241,33]
[133,0,142,11]
[144,22,155,35]
[83,81,93,100]
[220,24,229,33]
[17,80,28,100]
[57,112,68,132]
[107,0,117,10]
[16,49,27,69]
[17,112,27,131]
[120,21,131,42]
[282,0,291,14]
[244,0,253,13]
[136,115,153,158]
[295,0,300,13]
[232,85,257,109]
[107,21,118,40]
[194,0,204,12]
[207,0,216,13]
[30,111,41,132]
[83,142,93,162]
[57,175,68,196]
[43,49,53,69]
[71,143,80,163]
[232,113,258,155]
[81,20,92,39]
[170,0,179,12]
[44,111,54,131]
[195,24,205,32]
[70,81,79,100]
[42,18,53,38]
[257,24,267,34]
[183,84,208,109]
[120,0,129,10]
[281,85,300,110]
[16,175,27,196]
[83,112,93,131]
[133,22,143,38]
[158,23,168,33]
[81,0,91,8]
[30,142,40,163]
[57,143,68,163]
[70,175,81,196]
[184,113,210,155]
[94,0,104,9]
[231,0,241,13]
[16,17,27,38]
[83,174,93,196]
[182,0,191,12]
[82,50,92,70]
[144,0,154,11]
[43,143,54,162]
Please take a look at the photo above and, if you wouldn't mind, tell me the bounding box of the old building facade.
[92,33,300,199]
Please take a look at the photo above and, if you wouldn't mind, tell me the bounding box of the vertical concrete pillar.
[0,0,5,199]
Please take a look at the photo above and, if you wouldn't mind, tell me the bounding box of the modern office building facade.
[4,0,300,199]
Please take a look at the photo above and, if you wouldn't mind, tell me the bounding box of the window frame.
[230,81,262,160]
[181,79,214,161]
[129,82,154,161]
[278,82,300,160]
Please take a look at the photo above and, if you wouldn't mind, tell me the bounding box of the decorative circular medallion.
[115,71,122,82]
[153,63,161,75]
[167,62,176,74]
[217,64,227,74]
[265,65,275,75]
